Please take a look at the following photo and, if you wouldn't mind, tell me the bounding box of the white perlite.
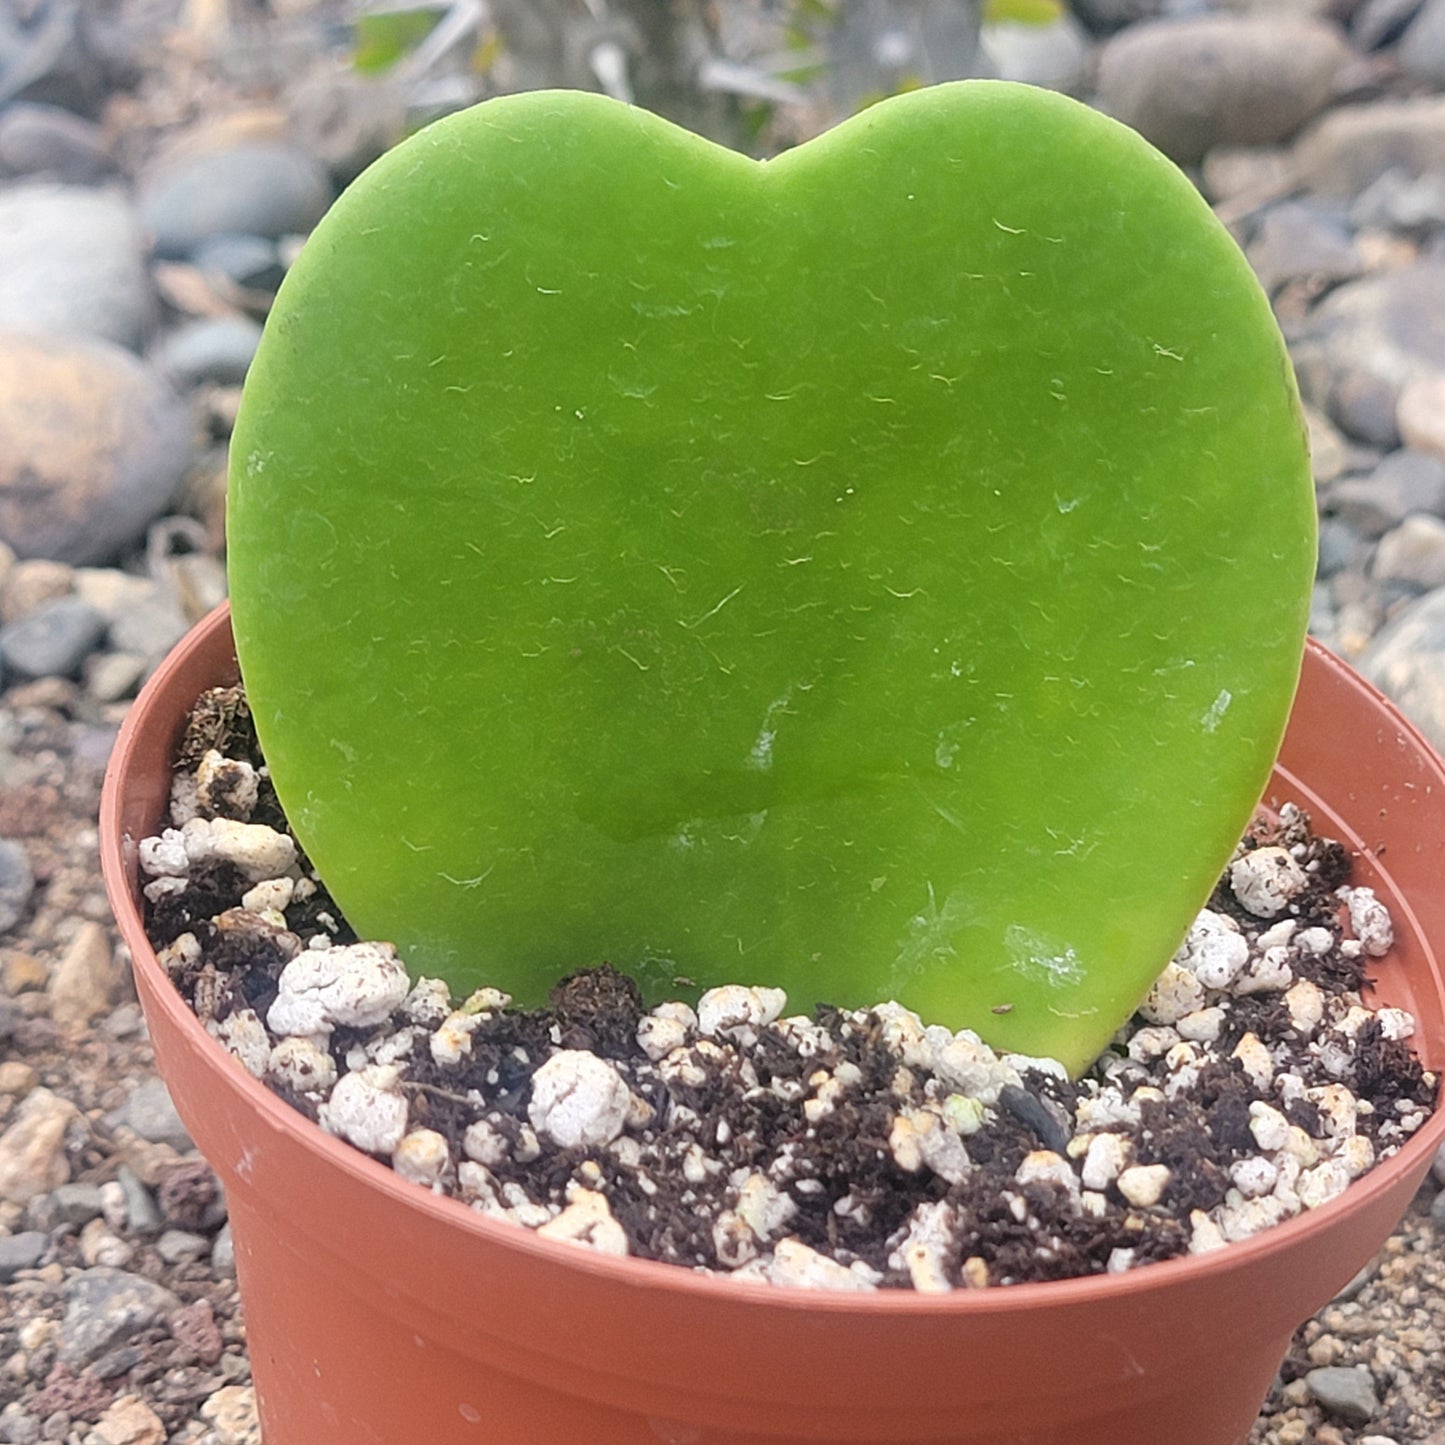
[267,941,411,1038]
[142,771,1436,1293]
[318,1065,408,1155]
[528,1050,632,1149]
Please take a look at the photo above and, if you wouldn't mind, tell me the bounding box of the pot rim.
[101,601,1445,1316]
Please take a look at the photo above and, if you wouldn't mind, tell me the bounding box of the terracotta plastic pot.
[102,604,1445,1445]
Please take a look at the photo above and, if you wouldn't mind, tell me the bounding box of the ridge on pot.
[102,604,1445,1445]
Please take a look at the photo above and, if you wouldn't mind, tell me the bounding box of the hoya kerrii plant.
[225,79,1314,1079]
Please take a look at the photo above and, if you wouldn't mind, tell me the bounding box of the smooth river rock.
[0,184,150,347]
[1095,15,1350,163]
[0,332,192,565]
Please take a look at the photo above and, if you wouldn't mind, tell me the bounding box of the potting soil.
[135,683,1439,1290]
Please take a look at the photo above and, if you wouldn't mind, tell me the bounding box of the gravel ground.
[6,2,1445,1442]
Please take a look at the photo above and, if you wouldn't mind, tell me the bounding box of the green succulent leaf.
[228,82,1314,1074]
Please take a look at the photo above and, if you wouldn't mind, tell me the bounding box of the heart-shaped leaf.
[228,82,1313,1073]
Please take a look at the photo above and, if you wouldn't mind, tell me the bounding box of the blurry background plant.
[306,0,1102,154]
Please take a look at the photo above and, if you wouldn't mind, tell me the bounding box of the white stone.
[0,1087,78,1203]
[195,749,260,818]
[637,1012,689,1061]
[528,1049,631,1149]
[137,829,189,878]
[1217,1193,1291,1241]
[240,876,294,914]
[267,940,410,1037]
[1081,1132,1134,1190]
[1176,1006,1228,1043]
[181,815,297,881]
[1127,1024,1180,1063]
[1230,846,1307,918]
[1015,1149,1080,1200]
[392,1128,451,1190]
[1231,1031,1275,1088]
[1296,926,1335,955]
[1175,910,1249,988]
[1297,1158,1351,1209]
[1074,1086,1141,1131]
[696,985,787,1045]
[1249,1101,1291,1152]
[1308,1083,1358,1138]
[401,976,452,1026]
[536,1188,629,1255]
[318,1065,408,1155]
[1284,979,1326,1035]
[766,1237,879,1291]
[890,1199,956,1294]
[1235,945,1293,996]
[1188,1208,1228,1254]
[1116,1163,1172,1208]
[208,1009,271,1078]
[1229,1156,1278,1199]
[430,1009,485,1067]
[871,1000,931,1068]
[1375,1006,1416,1041]
[934,1033,1014,1103]
[267,1036,337,1095]
[1337,886,1394,956]
[1339,1134,1375,1178]
[905,1106,972,1184]
[1139,961,1208,1025]
[734,1171,797,1241]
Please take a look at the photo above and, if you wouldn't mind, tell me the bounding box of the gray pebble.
[155,1228,211,1265]
[113,1077,194,1152]
[1295,96,1445,200]
[1354,0,1428,51]
[0,837,35,932]
[1298,263,1445,445]
[1358,584,1445,754]
[1096,16,1348,163]
[1305,1364,1380,1424]
[1373,514,1445,592]
[1433,1138,1445,1185]
[57,1266,180,1367]
[0,1403,41,1443]
[0,1229,47,1282]
[1246,201,1362,296]
[1352,167,1445,236]
[1430,1184,1445,1229]
[192,232,285,293]
[0,595,106,678]
[0,332,192,566]
[0,184,150,349]
[139,141,333,260]
[0,102,112,184]
[83,649,147,704]
[46,1181,105,1227]
[157,315,264,388]
[114,1164,163,1235]
[1327,450,1445,539]
[1332,1258,1379,1303]
[210,1221,235,1276]
[0,0,104,115]
[1399,0,1445,86]
[1331,370,1403,451]
[1316,516,1372,577]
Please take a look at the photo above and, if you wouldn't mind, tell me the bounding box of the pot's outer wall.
[103,605,1445,1445]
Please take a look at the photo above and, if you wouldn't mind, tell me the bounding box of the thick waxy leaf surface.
[228,82,1314,1072]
